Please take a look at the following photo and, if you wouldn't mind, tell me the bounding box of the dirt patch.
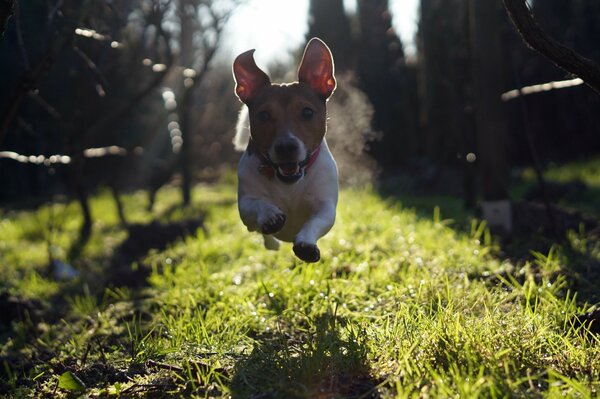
[0,292,45,327]
[513,200,598,236]
[572,309,600,335]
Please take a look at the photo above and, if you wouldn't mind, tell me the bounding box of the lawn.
[518,157,600,218]
[0,176,599,398]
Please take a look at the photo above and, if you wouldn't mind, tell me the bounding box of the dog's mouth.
[277,162,301,177]
[273,161,304,184]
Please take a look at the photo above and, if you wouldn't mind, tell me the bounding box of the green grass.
[542,157,600,188]
[518,156,600,216]
[1,179,599,398]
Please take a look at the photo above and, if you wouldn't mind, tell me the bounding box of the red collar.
[250,142,322,182]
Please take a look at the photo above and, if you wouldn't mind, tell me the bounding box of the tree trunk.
[180,88,193,206]
[470,0,511,232]
[418,0,471,164]
[110,183,128,229]
[307,0,354,71]
[68,155,93,261]
[470,0,509,201]
[178,0,194,206]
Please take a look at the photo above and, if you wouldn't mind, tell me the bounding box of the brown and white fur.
[232,38,338,263]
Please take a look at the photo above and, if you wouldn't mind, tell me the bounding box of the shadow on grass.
[230,311,382,399]
[156,198,235,221]
[105,217,205,288]
[0,215,207,395]
[376,173,473,229]
[378,175,600,305]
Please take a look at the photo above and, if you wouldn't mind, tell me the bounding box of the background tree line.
[1,0,599,210]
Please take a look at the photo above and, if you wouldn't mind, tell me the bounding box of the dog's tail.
[233,106,250,152]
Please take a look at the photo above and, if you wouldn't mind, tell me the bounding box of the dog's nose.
[274,139,299,159]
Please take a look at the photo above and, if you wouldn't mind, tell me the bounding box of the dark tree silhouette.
[0,0,175,251]
[0,0,15,39]
[503,0,600,94]
[418,0,473,164]
[357,0,417,166]
[306,0,354,72]
[471,0,509,202]
[174,0,240,206]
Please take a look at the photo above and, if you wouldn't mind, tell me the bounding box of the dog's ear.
[298,38,336,99]
[233,49,271,103]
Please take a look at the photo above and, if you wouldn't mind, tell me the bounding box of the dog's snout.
[274,139,299,159]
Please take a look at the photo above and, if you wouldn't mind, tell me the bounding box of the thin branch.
[146,359,184,372]
[503,0,600,94]
[79,4,174,146]
[121,383,177,395]
[0,146,139,165]
[28,90,62,120]
[16,116,34,134]
[47,0,64,25]
[73,45,109,95]
[0,52,59,145]
[0,0,15,39]
[0,1,91,146]
[14,1,30,69]
[501,77,584,101]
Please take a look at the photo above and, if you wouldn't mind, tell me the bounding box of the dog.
[232,37,338,263]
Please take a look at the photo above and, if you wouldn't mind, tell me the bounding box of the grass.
[518,156,600,217]
[541,157,600,187]
[0,176,599,398]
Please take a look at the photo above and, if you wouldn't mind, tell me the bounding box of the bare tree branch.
[0,1,91,146]
[14,1,29,69]
[0,45,66,145]
[28,90,62,120]
[0,0,15,39]
[47,0,64,24]
[80,1,174,146]
[176,0,240,205]
[73,45,109,95]
[503,0,600,94]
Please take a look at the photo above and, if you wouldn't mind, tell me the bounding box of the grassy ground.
[517,157,600,217]
[1,175,599,397]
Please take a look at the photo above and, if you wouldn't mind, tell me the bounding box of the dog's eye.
[257,111,271,122]
[301,107,314,120]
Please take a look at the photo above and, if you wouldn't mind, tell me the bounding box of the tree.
[174,0,241,206]
[0,0,175,248]
[503,0,600,94]
[306,0,354,72]
[470,0,511,231]
[356,0,417,166]
[0,0,15,39]
[501,0,600,164]
[418,0,473,164]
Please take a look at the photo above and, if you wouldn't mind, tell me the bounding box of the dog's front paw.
[293,242,320,263]
[261,213,286,235]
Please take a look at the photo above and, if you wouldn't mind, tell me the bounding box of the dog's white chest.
[266,184,320,241]
[237,141,338,243]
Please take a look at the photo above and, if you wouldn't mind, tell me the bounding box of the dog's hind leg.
[263,234,280,251]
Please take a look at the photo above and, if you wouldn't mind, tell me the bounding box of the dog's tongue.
[278,163,300,176]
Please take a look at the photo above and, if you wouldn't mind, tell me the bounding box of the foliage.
[0,0,175,204]
[1,179,599,397]
[0,0,239,206]
[542,157,600,188]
